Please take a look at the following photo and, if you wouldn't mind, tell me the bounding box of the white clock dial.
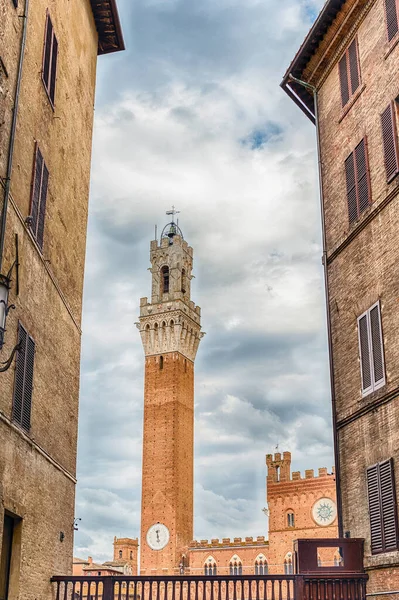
[312,497,337,526]
[146,523,170,550]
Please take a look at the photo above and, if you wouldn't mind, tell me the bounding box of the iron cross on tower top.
[166,206,180,223]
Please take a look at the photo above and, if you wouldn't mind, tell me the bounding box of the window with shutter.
[367,459,399,554]
[42,13,58,106]
[384,0,399,42]
[345,138,371,224]
[338,38,361,108]
[30,145,49,251]
[357,301,385,396]
[381,102,399,182]
[12,323,35,432]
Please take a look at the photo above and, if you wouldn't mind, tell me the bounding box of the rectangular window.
[384,0,399,42]
[357,301,385,396]
[338,38,360,107]
[345,138,371,224]
[381,102,399,182]
[30,145,49,250]
[367,459,399,554]
[0,515,14,600]
[42,13,58,106]
[12,323,35,432]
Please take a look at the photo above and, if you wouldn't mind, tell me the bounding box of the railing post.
[103,576,114,600]
[294,576,305,600]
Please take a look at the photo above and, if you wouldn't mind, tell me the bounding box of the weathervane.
[166,206,180,224]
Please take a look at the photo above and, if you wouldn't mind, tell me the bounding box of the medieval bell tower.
[137,211,203,574]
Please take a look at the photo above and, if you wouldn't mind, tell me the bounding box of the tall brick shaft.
[137,219,203,574]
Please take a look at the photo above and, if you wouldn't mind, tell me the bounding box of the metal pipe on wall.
[288,73,343,538]
[0,0,30,272]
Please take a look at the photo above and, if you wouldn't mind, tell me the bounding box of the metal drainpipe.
[0,0,30,273]
[288,73,343,538]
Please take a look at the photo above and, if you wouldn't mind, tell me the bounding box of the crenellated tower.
[137,213,204,574]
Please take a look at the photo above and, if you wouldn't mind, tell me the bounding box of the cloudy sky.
[74,0,334,563]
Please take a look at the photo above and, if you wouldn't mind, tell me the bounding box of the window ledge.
[338,84,366,124]
[384,33,399,60]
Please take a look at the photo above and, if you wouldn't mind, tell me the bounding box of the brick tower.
[137,213,203,574]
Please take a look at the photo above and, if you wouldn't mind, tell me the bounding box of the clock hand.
[156,529,160,542]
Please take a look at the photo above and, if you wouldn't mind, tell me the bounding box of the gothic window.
[119,550,122,558]
[229,559,242,576]
[255,555,268,575]
[284,553,293,575]
[204,558,217,576]
[161,266,169,294]
[287,512,295,527]
[181,269,187,294]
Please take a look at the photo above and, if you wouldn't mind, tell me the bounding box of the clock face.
[146,523,170,550]
[312,497,337,526]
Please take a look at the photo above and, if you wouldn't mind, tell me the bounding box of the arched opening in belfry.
[181,268,187,294]
[160,355,164,370]
[161,266,169,294]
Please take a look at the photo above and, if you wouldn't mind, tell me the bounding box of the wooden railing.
[51,573,368,600]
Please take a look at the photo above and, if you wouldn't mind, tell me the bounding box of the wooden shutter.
[339,54,349,107]
[30,146,48,250]
[358,313,372,393]
[49,34,58,105]
[380,459,399,551]
[12,323,35,432]
[12,324,27,425]
[385,0,399,42]
[345,151,358,223]
[381,103,399,181]
[43,15,53,91]
[367,464,384,554]
[36,163,49,250]
[355,138,370,213]
[348,39,360,95]
[370,303,385,386]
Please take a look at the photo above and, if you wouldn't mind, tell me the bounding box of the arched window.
[229,558,242,576]
[160,355,164,370]
[255,555,268,575]
[181,269,187,294]
[119,550,122,559]
[204,557,217,576]
[287,511,295,528]
[130,551,133,560]
[284,553,293,575]
[161,266,169,294]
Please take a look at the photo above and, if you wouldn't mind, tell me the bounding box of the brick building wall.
[282,0,399,593]
[0,1,123,599]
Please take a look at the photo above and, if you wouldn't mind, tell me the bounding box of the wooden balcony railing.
[50,573,368,600]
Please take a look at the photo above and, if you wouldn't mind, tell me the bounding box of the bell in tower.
[136,210,204,575]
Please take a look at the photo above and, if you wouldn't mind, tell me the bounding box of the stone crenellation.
[266,452,334,483]
[189,536,267,549]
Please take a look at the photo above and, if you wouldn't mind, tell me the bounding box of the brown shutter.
[12,324,27,425]
[370,304,385,385]
[49,34,58,104]
[358,314,372,391]
[348,39,360,95]
[22,334,35,431]
[43,15,53,90]
[339,54,349,107]
[385,0,399,42]
[381,103,399,181]
[31,146,43,234]
[367,464,384,554]
[37,163,49,250]
[345,151,358,223]
[355,138,370,213]
[380,459,399,551]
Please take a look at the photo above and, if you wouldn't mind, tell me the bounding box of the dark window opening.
[287,512,295,527]
[161,266,169,294]
[130,551,133,559]
[181,269,186,294]
[119,550,122,559]
[0,514,14,600]
[160,356,163,370]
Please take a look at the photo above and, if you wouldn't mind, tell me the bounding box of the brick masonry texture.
[0,0,101,598]
[285,0,399,592]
